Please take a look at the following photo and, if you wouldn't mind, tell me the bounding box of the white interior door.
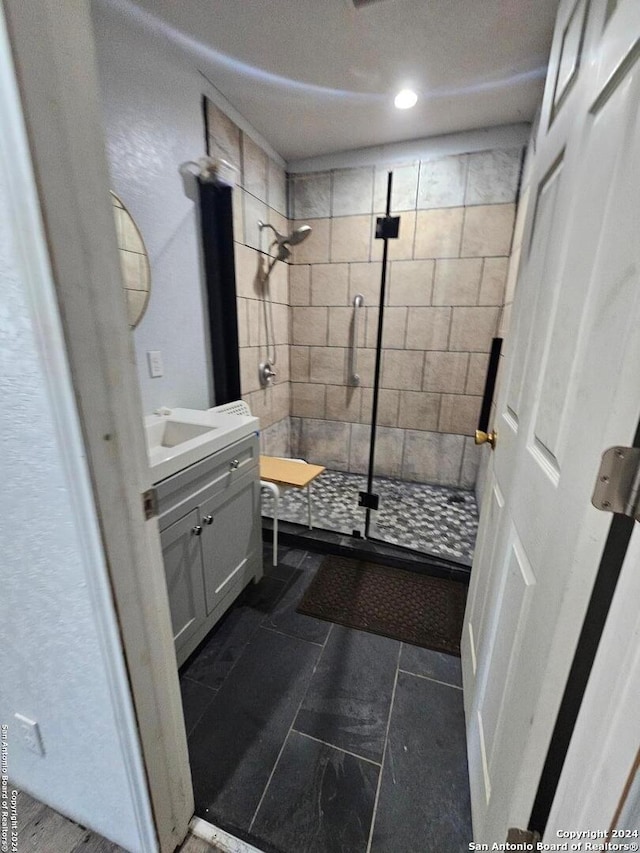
[462,0,640,841]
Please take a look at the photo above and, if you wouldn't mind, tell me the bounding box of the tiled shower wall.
[288,150,521,487]
[206,100,291,456]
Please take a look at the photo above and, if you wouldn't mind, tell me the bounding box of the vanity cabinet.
[156,432,263,666]
[160,509,207,653]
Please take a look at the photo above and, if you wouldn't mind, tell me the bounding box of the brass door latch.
[475,429,497,449]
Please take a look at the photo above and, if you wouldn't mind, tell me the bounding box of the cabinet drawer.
[157,433,259,530]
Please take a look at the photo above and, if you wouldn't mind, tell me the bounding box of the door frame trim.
[3,2,193,849]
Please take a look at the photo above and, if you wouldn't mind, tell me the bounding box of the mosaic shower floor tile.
[261,468,478,563]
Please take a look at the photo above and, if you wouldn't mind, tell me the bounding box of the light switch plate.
[147,350,163,378]
[14,713,45,756]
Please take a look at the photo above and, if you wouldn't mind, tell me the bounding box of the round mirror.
[111,192,151,328]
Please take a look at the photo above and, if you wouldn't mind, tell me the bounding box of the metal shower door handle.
[351,293,365,385]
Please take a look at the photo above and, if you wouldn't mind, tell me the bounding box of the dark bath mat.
[297,555,466,656]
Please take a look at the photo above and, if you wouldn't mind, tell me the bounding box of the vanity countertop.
[145,407,259,484]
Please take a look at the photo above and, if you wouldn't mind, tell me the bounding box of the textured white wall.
[0,93,146,853]
[91,0,214,414]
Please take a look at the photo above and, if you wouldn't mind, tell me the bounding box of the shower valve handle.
[259,362,277,385]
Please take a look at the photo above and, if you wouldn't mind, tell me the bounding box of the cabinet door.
[200,477,260,615]
[160,508,206,651]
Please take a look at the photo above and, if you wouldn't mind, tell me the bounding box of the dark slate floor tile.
[370,672,471,853]
[263,553,330,644]
[264,546,307,582]
[180,678,218,736]
[189,627,321,832]
[180,576,286,690]
[251,731,379,853]
[399,643,462,688]
[295,625,400,763]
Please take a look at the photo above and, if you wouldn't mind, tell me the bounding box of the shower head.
[258,221,313,274]
[258,221,312,250]
[287,224,312,246]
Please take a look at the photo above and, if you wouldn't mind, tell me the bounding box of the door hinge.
[506,827,541,845]
[358,491,379,510]
[142,488,158,520]
[592,446,640,521]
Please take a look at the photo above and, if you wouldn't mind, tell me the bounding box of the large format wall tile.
[328,306,364,348]
[349,423,404,476]
[449,306,499,352]
[349,261,383,305]
[365,306,407,349]
[291,172,331,219]
[289,265,311,305]
[292,218,331,264]
[398,390,441,431]
[311,263,349,305]
[331,215,372,263]
[207,101,241,173]
[268,159,287,216]
[292,382,326,418]
[466,148,522,206]
[374,163,420,213]
[388,259,434,306]
[466,352,490,395]
[241,134,268,203]
[405,306,451,350]
[380,350,424,391]
[332,167,374,217]
[438,393,482,435]
[460,436,481,488]
[289,346,309,382]
[402,431,465,485]
[296,418,351,470]
[360,388,400,427]
[432,258,483,306]
[479,256,509,305]
[461,203,515,257]
[326,384,362,422]
[414,207,464,258]
[292,306,328,346]
[423,351,469,394]
[417,155,468,209]
[309,346,347,384]
[243,192,268,252]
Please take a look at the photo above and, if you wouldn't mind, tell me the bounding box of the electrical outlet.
[147,350,163,378]
[14,714,44,757]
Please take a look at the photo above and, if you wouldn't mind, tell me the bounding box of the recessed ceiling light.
[394,89,418,110]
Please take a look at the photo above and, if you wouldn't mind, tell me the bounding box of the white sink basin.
[150,420,217,449]
[145,407,259,483]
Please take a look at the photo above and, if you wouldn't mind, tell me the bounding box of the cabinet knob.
[230,459,240,470]
[191,525,202,536]
[203,514,214,525]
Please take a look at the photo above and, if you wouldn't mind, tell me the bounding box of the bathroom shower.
[258,220,312,386]
[259,220,312,273]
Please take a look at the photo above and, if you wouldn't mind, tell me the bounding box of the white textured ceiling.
[119,0,560,162]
